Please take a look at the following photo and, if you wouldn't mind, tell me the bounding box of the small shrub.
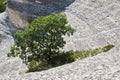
[102,44,115,52]
[28,60,51,72]
[70,44,114,60]
[0,0,6,13]
[50,52,74,67]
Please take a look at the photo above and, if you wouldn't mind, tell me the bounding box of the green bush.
[0,0,6,13]
[28,60,51,72]
[7,12,115,72]
[50,52,74,67]
[71,48,101,60]
[8,13,75,72]
[28,44,114,72]
[102,44,114,52]
[71,44,115,60]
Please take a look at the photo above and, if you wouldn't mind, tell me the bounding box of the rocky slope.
[7,0,120,51]
[19,47,120,80]
[0,12,27,79]
[0,0,120,79]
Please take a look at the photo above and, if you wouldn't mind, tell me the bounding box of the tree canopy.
[0,0,6,13]
[8,13,75,65]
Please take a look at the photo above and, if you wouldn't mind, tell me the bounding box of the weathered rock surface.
[0,0,120,79]
[18,48,120,80]
[7,0,120,51]
[0,12,14,56]
[0,12,28,79]
[64,0,120,51]
[7,0,75,28]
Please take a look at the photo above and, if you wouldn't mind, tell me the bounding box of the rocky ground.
[64,0,120,51]
[0,0,120,79]
[0,12,27,79]
[20,47,120,80]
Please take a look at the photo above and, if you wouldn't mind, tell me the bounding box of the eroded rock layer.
[7,0,120,51]
[7,0,75,28]
[64,0,120,51]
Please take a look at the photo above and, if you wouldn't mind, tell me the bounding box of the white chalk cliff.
[0,0,120,79]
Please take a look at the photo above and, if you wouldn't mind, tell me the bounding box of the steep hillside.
[7,0,120,51]
[18,48,120,80]
[0,12,28,79]
[0,0,120,79]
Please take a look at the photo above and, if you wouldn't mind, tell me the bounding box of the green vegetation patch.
[27,44,114,72]
[7,12,115,72]
[8,13,75,72]
[0,0,6,13]
[71,44,115,60]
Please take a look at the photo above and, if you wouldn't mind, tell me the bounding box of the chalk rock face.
[7,0,75,28]
[0,12,28,79]
[7,0,120,51]
[0,12,14,56]
[0,0,120,79]
[64,0,120,51]
[19,48,120,80]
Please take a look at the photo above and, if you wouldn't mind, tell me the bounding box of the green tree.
[8,13,75,65]
[0,0,6,13]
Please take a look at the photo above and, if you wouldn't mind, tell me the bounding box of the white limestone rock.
[0,12,28,78]
[0,0,120,79]
[19,48,120,80]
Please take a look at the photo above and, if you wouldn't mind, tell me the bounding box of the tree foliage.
[8,13,75,65]
[8,13,115,72]
[0,0,6,13]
